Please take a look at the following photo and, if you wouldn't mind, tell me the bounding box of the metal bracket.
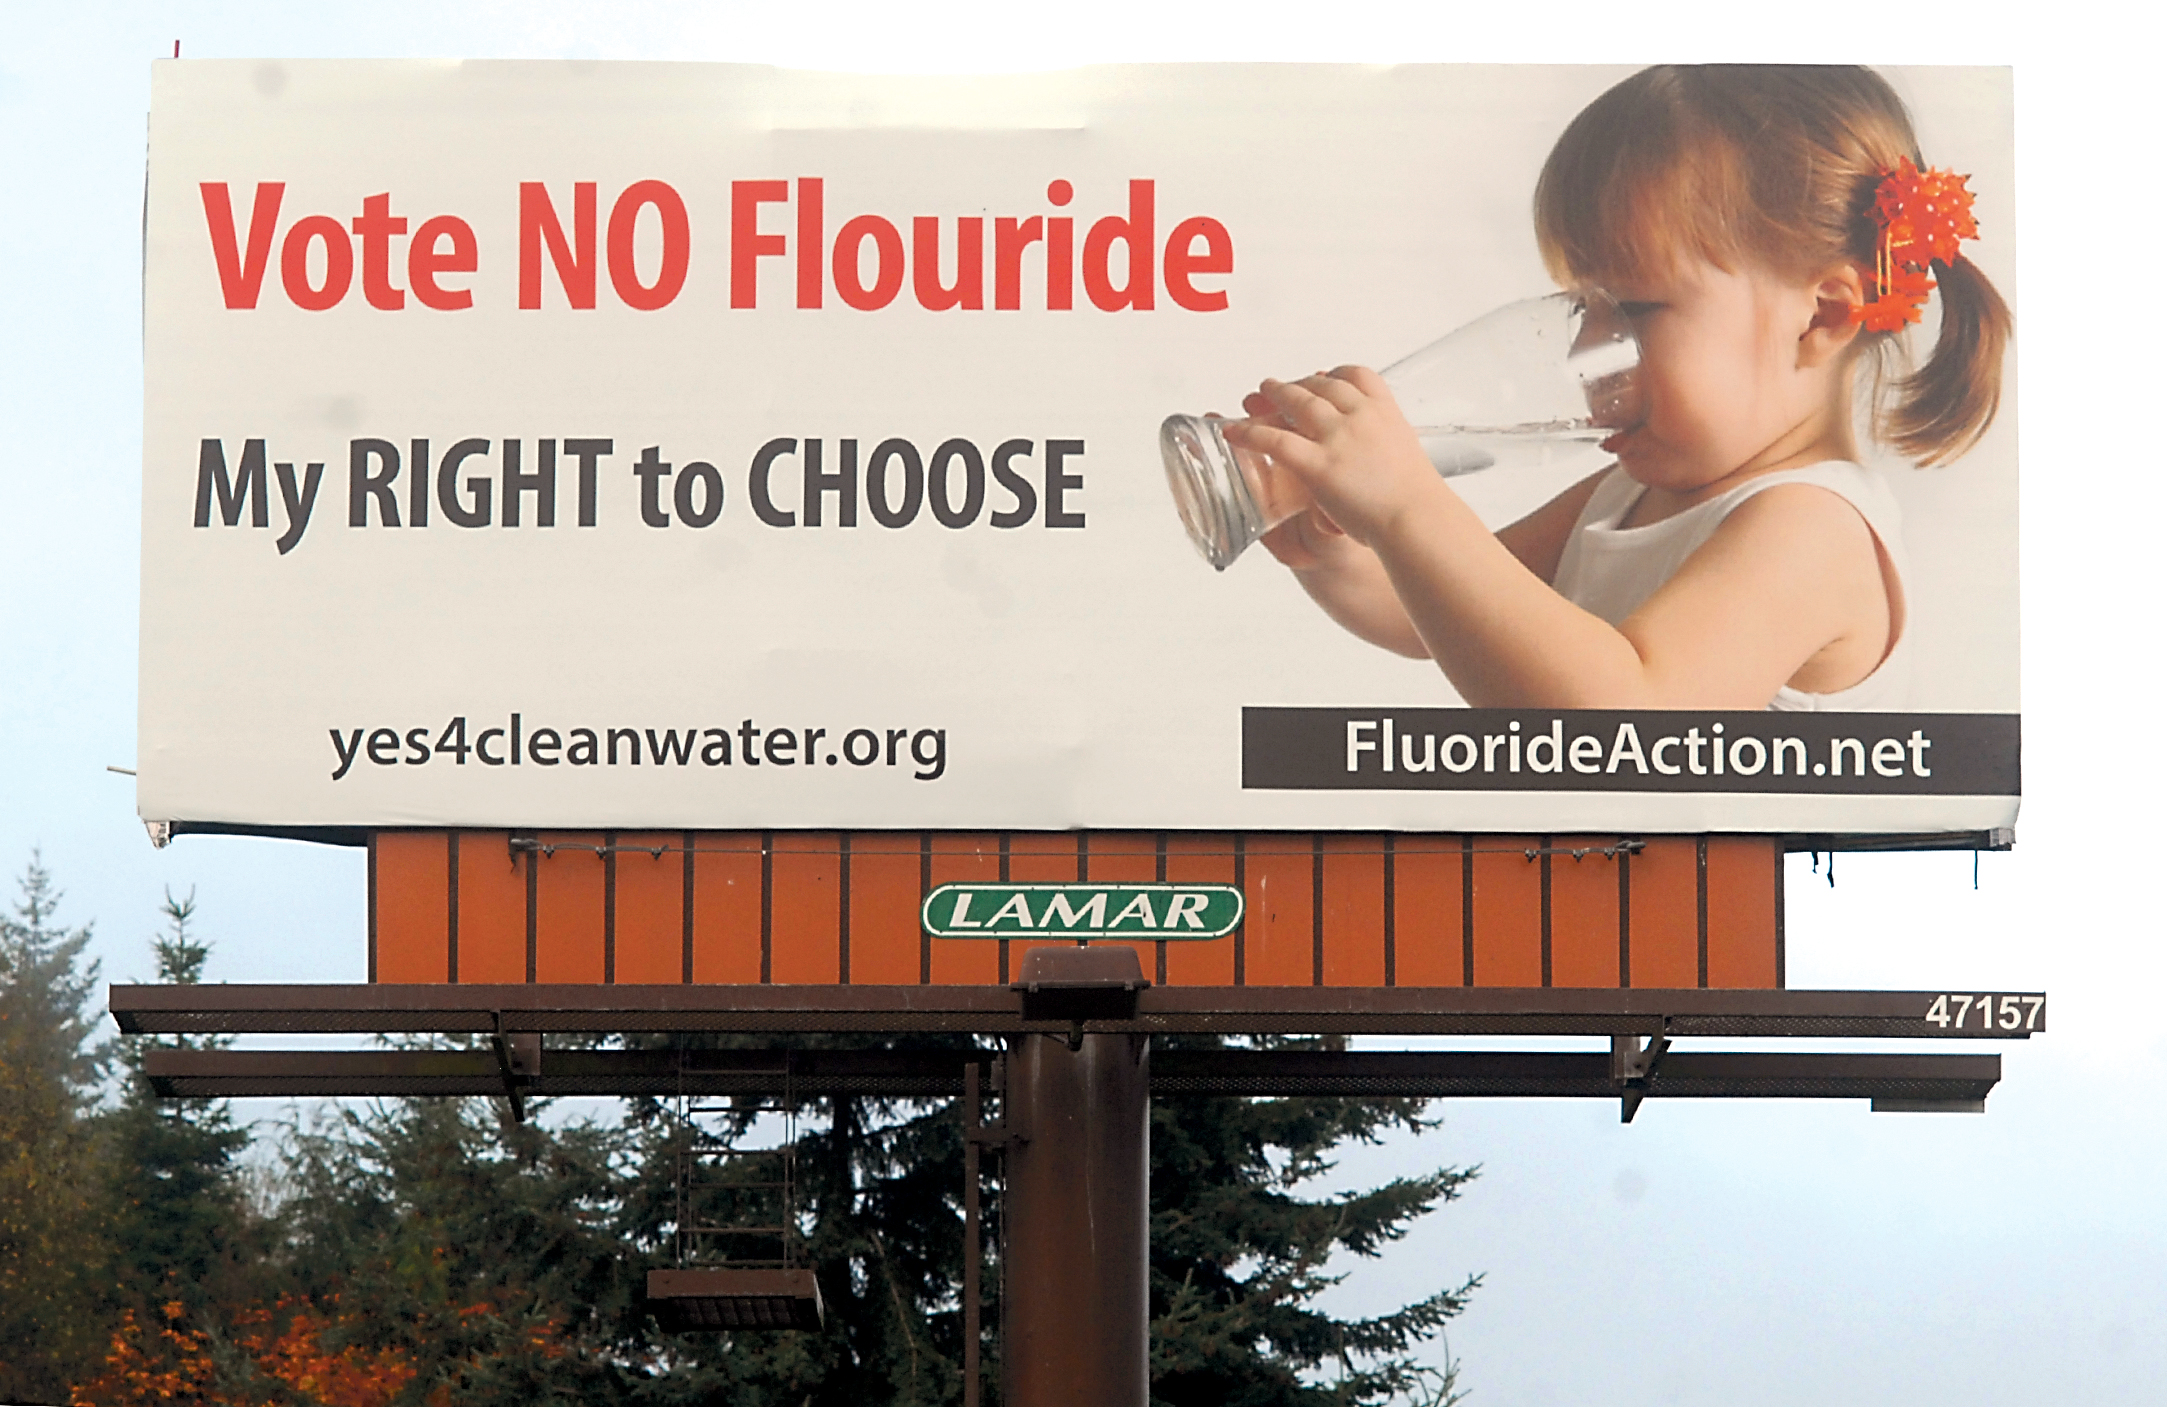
[1010,945,1149,1024]
[963,1117,1019,1145]
[1611,1025,1672,1124]
[963,1053,1021,1147]
[490,1018,542,1123]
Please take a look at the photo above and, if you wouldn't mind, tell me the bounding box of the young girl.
[1225,65,2011,711]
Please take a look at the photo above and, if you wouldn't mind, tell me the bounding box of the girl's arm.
[1494,470,1607,582]
[1260,512,1431,658]
[1255,410,1609,662]
[1227,370,1887,707]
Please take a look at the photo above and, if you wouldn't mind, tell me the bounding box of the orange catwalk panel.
[533,833,606,984]
[612,832,686,986]
[1627,838,1701,989]
[1470,835,1543,988]
[1161,834,1238,987]
[368,831,1781,992]
[370,832,449,982]
[690,832,763,986]
[1549,836,1623,989]
[454,831,526,984]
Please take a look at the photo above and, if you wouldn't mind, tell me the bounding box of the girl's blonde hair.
[1534,65,2010,466]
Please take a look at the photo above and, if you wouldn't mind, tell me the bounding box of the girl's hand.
[1257,509,1345,571]
[1223,367,1441,548]
[1236,390,1352,570]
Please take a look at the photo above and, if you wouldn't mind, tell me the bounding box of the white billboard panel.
[140,62,2018,835]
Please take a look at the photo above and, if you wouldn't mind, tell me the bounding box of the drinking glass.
[1160,289,1643,570]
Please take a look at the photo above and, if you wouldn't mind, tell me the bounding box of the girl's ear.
[1798,263,1867,367]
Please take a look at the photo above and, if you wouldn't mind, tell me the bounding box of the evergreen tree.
[0,855,118,1400]
[104,890,259,1313]
[1149,1036,1478,1406]
[610,1032,1477,1406]
[0,853,111,1100]
[262,1030,1477,1405]
[0,1023,109,1400]
[273,1087,648,1405]
[263,1036,989,1407]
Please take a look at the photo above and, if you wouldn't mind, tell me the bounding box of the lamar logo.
[922,884,1242,940]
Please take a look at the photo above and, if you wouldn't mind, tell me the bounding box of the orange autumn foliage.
[70,1296,418,1407]
[67,1303,217,1406]
[236,1298,419,1407]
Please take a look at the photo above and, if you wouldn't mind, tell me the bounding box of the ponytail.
[1879,253,2012,467]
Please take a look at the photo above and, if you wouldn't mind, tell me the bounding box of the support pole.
[963,1059,982,1407]
[1001,1031,1150,1407]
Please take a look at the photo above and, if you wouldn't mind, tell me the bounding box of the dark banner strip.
[1243,709,2019,796]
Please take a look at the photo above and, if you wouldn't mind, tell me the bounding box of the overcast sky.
[3,5,2162,1404]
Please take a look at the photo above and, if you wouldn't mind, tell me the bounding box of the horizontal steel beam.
[1154,1049,1999,1103]
[110,983,2045,1041]
[142,1046,2000,1107]
[145,1047,982,1099]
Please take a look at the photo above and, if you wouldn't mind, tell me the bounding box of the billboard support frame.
[123,973,2028,1405]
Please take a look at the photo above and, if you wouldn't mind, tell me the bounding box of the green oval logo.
[921,883,1242,940]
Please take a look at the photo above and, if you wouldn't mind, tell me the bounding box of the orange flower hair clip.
[1852,158,1980,333]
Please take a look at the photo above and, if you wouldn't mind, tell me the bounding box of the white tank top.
[1549,461,1910,711]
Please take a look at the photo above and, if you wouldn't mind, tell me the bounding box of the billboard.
[139,62,2018,836]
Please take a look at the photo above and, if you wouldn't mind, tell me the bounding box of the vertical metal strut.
[962,1059,983,1407]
